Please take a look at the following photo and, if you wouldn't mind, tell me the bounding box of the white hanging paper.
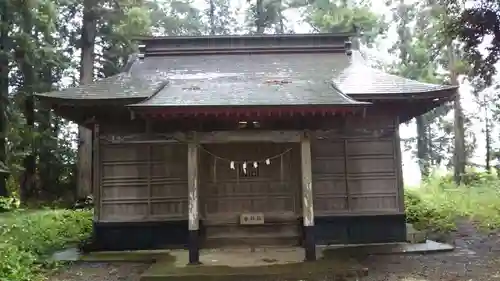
[230,161,235,170]
[265,159,271,165]
[242,162,247,174]
[253,162,258,168]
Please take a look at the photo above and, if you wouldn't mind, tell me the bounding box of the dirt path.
[364,220,500,281]
[48,220,500,281]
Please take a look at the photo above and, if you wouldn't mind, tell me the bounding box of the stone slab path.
[48,220,500,281]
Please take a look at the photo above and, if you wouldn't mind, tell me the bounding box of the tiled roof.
[336,51,458,96]
[36,71,169,100]
[129,53,365,107]
[35,34,457,105]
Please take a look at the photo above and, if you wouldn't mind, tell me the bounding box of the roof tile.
[130,53,364,107]
[36,72,168,100]
[336,51,458,95]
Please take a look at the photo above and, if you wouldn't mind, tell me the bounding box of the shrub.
[406,171,500,232]
[0,209,93,281]
[404,188,455,233]
[0,196,20,212]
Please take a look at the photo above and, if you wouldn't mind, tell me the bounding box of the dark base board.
[303,225,316,261]
[85,214,406,251]
[87,220,195,251]
[314,214,407,245]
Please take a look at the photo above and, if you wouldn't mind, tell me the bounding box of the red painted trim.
[133,106,359,119]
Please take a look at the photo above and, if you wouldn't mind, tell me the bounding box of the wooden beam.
[300,132,316,261]
[187,133,200,265]
[199,130,301,143]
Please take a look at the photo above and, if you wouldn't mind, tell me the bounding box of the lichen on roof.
[335,50,458,95]
[36,71,169,100]
[130,52,363,107]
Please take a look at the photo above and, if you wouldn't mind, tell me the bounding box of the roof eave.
[347,87,458,101]
[36,95,147,107]
[127,103,370,109]
[135,32,357,43]
[128,103,370,118]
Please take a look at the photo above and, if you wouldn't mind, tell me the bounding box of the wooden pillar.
[394,117,405,212]
[187,135,200,265]
[92,123,100,221]
[301,132,316,261]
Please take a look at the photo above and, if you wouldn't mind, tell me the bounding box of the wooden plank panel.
[345,115,397,130]
[98,141,189,222]
[347,157,395,174]
[151,201,188,217]
[349,195,399,212]
[347,178,397,195]
[314,196,348,215]
[311,158,345,175]
[313,180,347,195]
[311,134,348,215]
[199,142,301,247]
[100,144,149,161]
[101,202,149,221]
[346,140,394,156]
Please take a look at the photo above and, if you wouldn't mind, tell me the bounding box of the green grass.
[0,209,93,281]
[405,171,500,232]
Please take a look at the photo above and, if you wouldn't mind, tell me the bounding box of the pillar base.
[188,229,200,265]
[303,225,316,261]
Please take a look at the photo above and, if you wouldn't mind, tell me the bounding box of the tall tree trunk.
[19,1,36,204]
[256,0,264,34]
[416,115,429,177]
[395,0,431,178]
[78,0,98,199]
[209,0,215,35]
[450,44,466,185]
[0,0,9,197]
[274,0,284,34]
[484,96,491,173]
[38,67,57,199]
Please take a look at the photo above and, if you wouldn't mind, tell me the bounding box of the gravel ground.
[48,262,151,281]
[363,220,500,281]
[48,220,500,281]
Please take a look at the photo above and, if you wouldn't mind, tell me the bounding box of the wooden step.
[204,235,301,248]
[203,223,301,248]
[205,223,300,237]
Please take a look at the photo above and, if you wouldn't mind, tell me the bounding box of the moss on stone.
[81,250,175,263]
[141,257,367,281]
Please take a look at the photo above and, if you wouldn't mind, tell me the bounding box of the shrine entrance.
[199,142,302,248]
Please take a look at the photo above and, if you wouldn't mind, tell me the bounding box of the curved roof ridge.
[335,49,458,96]
[330,81,368,104]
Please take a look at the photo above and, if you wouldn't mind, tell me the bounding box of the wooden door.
[199,142,301,248]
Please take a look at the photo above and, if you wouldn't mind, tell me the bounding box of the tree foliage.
[0,0,207,204]
[446,0,500,85]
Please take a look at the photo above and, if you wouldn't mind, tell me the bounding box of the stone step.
[204,236,301,248]
[406,223,427,244]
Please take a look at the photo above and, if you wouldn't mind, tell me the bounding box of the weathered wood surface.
[95,114,403,231]
[93,124,101,221]
[97,142,188,222]
[311,115,402,216]
[199,142,301,247]
[100,131,302,144]
[187,139,199,231]
[198,131,301,143]
[300,132,314,227]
